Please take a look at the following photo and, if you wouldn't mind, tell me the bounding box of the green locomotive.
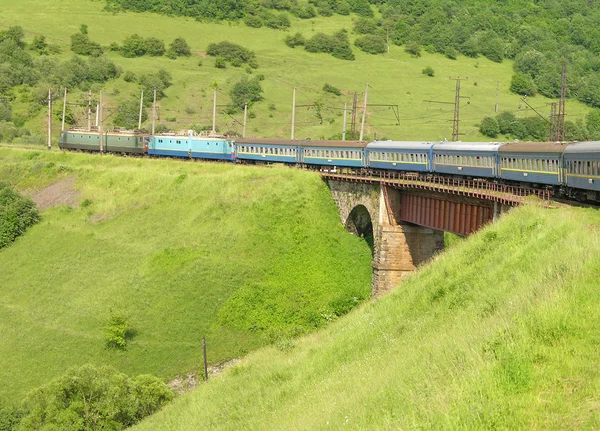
[59,129,148,154]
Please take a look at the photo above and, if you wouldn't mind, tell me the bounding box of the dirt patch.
[28,177,81,210]
[194,51,207,57]
[168,359,240,395]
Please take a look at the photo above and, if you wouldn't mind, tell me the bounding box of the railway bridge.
[323,171,551,296]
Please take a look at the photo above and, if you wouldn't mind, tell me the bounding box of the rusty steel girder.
[400,193,493,236]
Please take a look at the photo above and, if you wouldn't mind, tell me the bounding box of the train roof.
[300,140,366,148]
[432,142,505,152]
[235,138,300,146]
[563,141,600,154]
[366,141,436,150]
[499,142,568,154]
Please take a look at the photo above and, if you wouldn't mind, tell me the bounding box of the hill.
[0,147,371,403]
[0,0,592,144]
[134,204,600,430]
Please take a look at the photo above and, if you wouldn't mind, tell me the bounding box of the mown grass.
[0,0,590,142]
[134,204,600,430]
[0,147,372,403]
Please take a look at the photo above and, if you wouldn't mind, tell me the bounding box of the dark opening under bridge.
[322,170,552,296]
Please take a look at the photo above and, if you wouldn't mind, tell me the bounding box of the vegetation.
[322,83,341,96]
[303,30,355,60]
[0,182,40,249]
[354,34,386,54]
[422,66,435,77]
[0,148,371,403]
[12,364,173,430]
[206,41,257,68]
[134,204,600,430]
[229,76,264,110]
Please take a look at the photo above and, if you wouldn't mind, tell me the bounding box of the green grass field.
[133,204,600,430]
[0,0,591,142]
[0,148,372,403]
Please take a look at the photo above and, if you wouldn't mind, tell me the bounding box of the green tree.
[405,41,421,57]
[114,99,148,129]
[285,32,306,48]
[31,35,48,55]
[479,116,500,138]
[510,73,536,96]
[355,35,386,54]
[18,365,174,430]
[0,183,40,249]
[496,111,519,136]
[167,37,191,58]
[121,34,147,57]
[586,109,600,140]
[229,76,263,110]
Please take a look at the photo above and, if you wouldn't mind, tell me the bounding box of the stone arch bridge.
[325,171,550,296]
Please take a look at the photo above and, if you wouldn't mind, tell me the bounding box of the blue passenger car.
[299,140,365,168]
[235,138,299,163]
[432,142,504,178]
[562,141,600,192]
[499,142,565,185]
[366,141,434,172]
[149,135,235,161]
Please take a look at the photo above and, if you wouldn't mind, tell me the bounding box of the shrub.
[422,66,435,77]
[70,28,103,56]
[206,41,257,67]
[138,69,172,100]
[323,83,341,96]
[353,18,378,35]
[104,313,135,349]
[167,37,191,58]
[0,183,40,250]
[479,116,500,138]
[215,56,227,68]
[0,102,11,122]
[510,73,536,96]
[145,37,166,56]
[31,35,48,55]
[229,76,263,110]
[497,111,519,135]
[18,364,174,430]
[244,15,263,28]
[444,46,457,60]
[305,30,354,60]
[114,99,147,129]
[263,12,291,29]
[123,71,136,82]
[405,41,421,57]
[355,35,386,54]
[121,34,147,57]
[285,32,306,48]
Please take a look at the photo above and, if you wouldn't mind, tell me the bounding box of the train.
[59,128,600,202]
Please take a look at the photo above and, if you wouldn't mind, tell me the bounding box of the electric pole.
[87,90,92,131]
[342,102,347,141]
[350,92,358,140]
[549,102,558,141]
[98,90,103,153]
[47,89,52,150]
[212,88,217,134]
[291,87,296,140]
[61,88,67,132]
[495,81,499,113]
[243,103,247,138]
[138,90,144,130]
[450,77,468,142]
[359,83,369,142]
[557,61,567,142]
[152,88,157,135]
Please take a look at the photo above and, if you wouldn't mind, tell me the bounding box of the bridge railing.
[320,169,552,206]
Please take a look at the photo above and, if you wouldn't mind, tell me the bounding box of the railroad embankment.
[0,148,372,403]
[135,203,600,430]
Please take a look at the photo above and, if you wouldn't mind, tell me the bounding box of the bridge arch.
[345,204,374,253]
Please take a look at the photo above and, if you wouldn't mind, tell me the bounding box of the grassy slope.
[0,0,590,141]
[135,204,600,430]
[0,148,371,403]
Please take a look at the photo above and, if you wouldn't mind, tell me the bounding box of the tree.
[138,69,172,100]
[114,99,148,129]
[70,31,103,56]
[422,66,434,77]
[285,32,306,48]
[510,73,536,96]
[229,76,263,110]
[586,109,600,140]
[496,111,519,135]
[167,37,191,58]
[355,35,386,54]
[479,116,500,138]
[31,35,48,55]
[405,41,421,57]
[145,37,166,56]
[121,34,147,57]
[0,183,40,250]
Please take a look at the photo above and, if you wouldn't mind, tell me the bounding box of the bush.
[229,76,263,110]
[167,37,191,58]
[405,41,421,57]
[305,30,354,60]
[323,83,341,96]
[422,66,435,77]
[479,116,500,138]
[206,41,257,67]
[510,73,536,96]
[31,35,48,55]
[244,15,263,28]
[114,99,147,129]
[123,71,136,82]
[263,12,291,29]
[70,28,103,56]
[104,313,135,349]
[215,56,227,68]
[121,34,147,57]
[145,37,166,56]
[353,18,378,35]
[444,46,457,60]
[18,364,174,430]
[138,69,172,100]
[285,32,306,48]
[497,111,519,135]
[0,183,40,250]
[0,102,11,122]
[354,35,386,54]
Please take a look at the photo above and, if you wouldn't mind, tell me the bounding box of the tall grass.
[134,204,600,430]
[0,148,372,403]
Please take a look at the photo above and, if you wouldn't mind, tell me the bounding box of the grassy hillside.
[134,204,600,430]
[0,0,591,142]
[0,148,372,403]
